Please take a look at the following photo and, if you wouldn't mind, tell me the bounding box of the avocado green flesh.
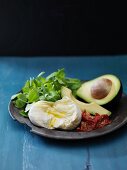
[61,87,111,116]
[77,74,121,105]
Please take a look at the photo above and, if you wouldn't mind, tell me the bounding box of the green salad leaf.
[12,68,81,116]
[14,93,27,108]
[19,110,28,117]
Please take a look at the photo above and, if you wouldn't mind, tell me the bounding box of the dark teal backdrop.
[0,0,127,56]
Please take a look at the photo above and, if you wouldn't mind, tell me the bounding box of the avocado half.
[77,74,122,109]
[61,86,111,116]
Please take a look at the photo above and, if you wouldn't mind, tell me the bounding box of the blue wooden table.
[1,56,127,170]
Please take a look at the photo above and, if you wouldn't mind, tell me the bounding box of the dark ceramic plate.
[8,94,127,140]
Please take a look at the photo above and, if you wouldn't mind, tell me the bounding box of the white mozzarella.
[28,97,82,130]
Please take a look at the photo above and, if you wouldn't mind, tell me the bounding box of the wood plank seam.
[84,147,92,170]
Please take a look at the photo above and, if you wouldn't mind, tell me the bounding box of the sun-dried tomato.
[77,111,111,132]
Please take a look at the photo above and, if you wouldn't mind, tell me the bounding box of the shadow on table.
[42,125,127,146]
[42,124,127,157]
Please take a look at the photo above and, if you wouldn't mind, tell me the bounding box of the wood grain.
[0,56,127,170]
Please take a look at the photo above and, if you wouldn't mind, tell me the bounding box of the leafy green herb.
[14,93,27,109]
[27,89,39,103]
[12,69,81,110]
[19,110,28,117]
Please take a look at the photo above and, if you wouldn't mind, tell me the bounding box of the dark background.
[0,0,127,56]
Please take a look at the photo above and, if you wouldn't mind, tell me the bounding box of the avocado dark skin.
[103,83,123,111]
[77,79,123,112]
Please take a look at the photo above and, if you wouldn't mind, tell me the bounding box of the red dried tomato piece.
[77,111,111,132]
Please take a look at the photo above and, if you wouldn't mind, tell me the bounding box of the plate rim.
[8,93,127,140]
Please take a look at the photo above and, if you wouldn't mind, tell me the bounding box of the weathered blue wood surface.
[0,56,127,170]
